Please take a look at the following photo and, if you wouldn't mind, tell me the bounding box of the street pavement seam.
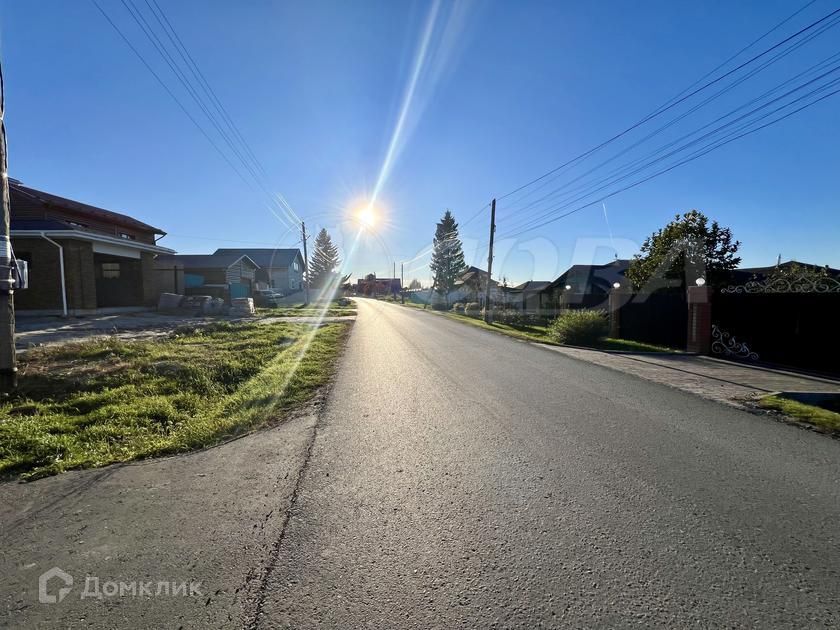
[244,414,321,630]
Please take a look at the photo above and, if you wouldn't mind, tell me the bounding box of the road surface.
[4,298,840,628]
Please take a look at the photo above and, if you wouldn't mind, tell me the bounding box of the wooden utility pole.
[400,262,404,304]
[0,60,17,391]
[483,198,496,323]
[301,222,310,305]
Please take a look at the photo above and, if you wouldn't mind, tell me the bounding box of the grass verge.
[256,300,356,318]
[0,320,350,479]
[757,394,840,433]
[411,307,678,353]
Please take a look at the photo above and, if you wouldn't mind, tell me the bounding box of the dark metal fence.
[712,291,840,374]
[619,291,687,349]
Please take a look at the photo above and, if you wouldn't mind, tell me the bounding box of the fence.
[617,291,687,349]
[712,291,840,374]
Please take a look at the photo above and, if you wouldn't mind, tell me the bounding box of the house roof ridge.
[9,180,165,235]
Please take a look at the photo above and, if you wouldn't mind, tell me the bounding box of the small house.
[155,253,260,302]
[212,248,304,294]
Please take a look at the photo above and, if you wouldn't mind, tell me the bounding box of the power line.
[146,0,270,181]
[494,3,839,205]
[500,16,840,221]
[499,49,840,236]
[499,83,840,241]
[91,0,301,231]
[120,0,301,229]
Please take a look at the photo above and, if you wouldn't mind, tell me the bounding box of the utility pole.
[400,261,404,304]
[301,222,310,305]
[483,198,496,323]
[0,60,17,391]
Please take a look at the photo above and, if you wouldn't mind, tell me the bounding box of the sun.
[355,204,378,230]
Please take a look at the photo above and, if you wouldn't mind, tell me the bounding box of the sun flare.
[353,203,379,230]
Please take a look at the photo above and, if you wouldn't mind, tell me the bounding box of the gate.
[711,274,840,374]
[619,291,687,349]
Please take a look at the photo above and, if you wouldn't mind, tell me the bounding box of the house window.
[292,261,299,272]
[101,262,120,279]
[119,232,136,240]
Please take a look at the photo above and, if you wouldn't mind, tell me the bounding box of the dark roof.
[9,180,165,235]
[735,260,840,278]
[546,259,631,291]
[455,266,498,287]
[511,280,551,292]
[157,253,259,270]
[213,248,302,268]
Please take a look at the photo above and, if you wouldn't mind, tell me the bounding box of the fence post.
[686,285,712,354]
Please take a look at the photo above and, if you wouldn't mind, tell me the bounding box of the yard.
[0,320,350,479]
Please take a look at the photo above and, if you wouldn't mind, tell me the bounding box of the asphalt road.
[256,299,840,628]
[3,298,840,628]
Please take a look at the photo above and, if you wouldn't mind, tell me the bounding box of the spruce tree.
[309,228,341,288]
[429,210,466,303]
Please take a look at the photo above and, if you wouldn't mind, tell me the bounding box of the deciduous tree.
[626,210,740,290]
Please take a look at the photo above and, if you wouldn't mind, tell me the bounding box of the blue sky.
[2,0,838,285]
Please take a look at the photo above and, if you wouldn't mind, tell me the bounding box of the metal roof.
[212,248,302,268]
[157,253,260,269]
[9,180,165,235]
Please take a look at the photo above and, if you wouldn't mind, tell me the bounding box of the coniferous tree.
[309,228,341,288]
[429,210,466,303]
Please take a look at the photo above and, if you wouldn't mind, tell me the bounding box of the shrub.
[494,309,524,326]
[430,302,448,311]
[451,302,465,313]
[548,309,608,345]
[464,302,481,318]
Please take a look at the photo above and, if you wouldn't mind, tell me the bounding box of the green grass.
[408,306,679,353]
[0,320,350,479]
[256,300,356,318]
[757,394,840,432]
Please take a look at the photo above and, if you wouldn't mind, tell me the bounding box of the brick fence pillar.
[686,285,712,354]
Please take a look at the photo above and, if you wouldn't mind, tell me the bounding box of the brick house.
[355,275,401,296]
[212,248,304,294]
[9,179,173,316]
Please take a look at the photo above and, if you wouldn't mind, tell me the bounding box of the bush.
[451,302,465,313]
[548,309,608,345]
[493,309,524,326]
[464,302,481,318]
[430,302,448,311]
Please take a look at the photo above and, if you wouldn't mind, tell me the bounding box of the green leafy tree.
[429,210,466,303]
[408,278,422,290]
[767,262,830,282]
[308,228,341,288]
[626,210,741,290]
